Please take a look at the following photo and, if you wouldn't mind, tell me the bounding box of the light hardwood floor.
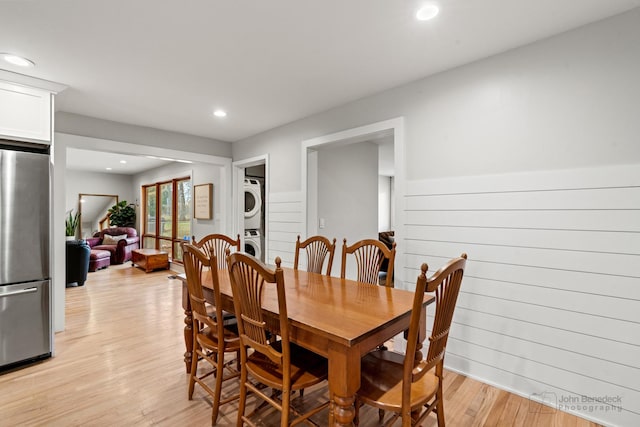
[0,264,601,426]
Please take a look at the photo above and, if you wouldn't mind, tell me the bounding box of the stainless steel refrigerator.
[0,142,52,369]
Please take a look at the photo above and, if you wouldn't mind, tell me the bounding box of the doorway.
[53,132,233,332]
[244,164,266,262]
[232,155,269,263]
[301,117,405,287]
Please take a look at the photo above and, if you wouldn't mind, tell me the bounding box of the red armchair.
[87,227,140,265]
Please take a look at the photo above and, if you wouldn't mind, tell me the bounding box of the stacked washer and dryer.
[244,177,264,261]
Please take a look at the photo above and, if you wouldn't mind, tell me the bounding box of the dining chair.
[293,235,337,276]
[192,233,241,326]
[182,244,241,425]
[192,233,241,269]
[226,250,330,426]
[341,238,397,287]
[354,254,467,427]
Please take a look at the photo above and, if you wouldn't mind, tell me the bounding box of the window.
[142,177,192,263]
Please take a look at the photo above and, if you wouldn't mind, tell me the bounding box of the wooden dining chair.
[354,254,467,427]
[192,233,241,269]
[182,244,241,425]
[192,233,241,326]
[341,238,396,287]
[293,235,337,276]
[226,251,330,426]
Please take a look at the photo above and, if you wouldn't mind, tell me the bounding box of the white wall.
[56,112,231,158]
[231,10,640,426]
[65,170,133,217]
[266,191,303,268]
[378,138,394,176]
[65,170,133,239]
[406,165,640,427]
[378,175,391,232]
[317,142,378,279]
[233,10,640,185]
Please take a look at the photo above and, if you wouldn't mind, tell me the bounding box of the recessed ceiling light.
[416,4,439,21]
[1,53,35,67]
[213,110,227,118]
[106,167,112,171]
[120,160,127,164]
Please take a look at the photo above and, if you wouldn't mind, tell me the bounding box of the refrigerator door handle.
[0,287,38,298]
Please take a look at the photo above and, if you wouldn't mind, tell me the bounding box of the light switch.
[319,218,326,229]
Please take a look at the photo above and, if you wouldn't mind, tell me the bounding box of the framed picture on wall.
[194,183,213,219]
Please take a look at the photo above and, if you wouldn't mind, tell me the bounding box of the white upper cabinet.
[0,81,52,143]
[0,71,66,145]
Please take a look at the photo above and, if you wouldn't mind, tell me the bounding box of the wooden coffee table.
[131,249,169,273]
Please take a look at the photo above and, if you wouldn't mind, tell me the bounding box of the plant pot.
[66,236,76,241]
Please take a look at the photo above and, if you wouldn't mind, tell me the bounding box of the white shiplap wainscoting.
[267,192,303,268]
[403,164,640,427]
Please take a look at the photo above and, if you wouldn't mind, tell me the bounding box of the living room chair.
[226,251,330,426]
[341,238,396,288]
[183,244,241,425]
[86,227,140,264]
[293,235,336,276]
[354,254,467,427]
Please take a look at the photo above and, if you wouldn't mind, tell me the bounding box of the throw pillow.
[102,234,128,245]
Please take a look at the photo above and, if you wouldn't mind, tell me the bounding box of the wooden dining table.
[179,267,434,426]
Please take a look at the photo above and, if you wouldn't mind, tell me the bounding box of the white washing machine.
[244,178,262,230]
[244,229,261,260]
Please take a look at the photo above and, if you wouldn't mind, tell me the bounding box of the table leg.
[182,282,193,373]
[333,395,356,426]
[329,342,360,426]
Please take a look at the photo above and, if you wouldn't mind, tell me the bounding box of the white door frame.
[301,117,406,288]
[232,154,269,258]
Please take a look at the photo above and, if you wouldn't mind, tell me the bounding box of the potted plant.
[108,200,136,228]
[65,209,80,240]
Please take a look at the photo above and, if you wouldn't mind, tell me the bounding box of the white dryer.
[244,229,261,260]
[244,178,262,230]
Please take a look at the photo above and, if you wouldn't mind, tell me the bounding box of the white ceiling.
[3,1,640,142]
[66,148,182,175]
